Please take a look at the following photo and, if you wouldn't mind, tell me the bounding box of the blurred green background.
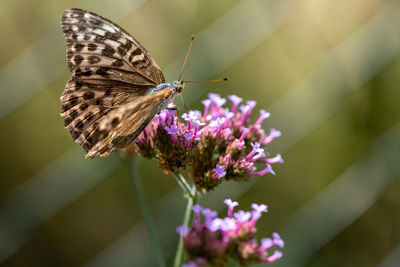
[1,0,400,266]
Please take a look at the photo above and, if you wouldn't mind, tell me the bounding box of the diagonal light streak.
[0,0,301,263]
[272,121,400,267]
[377,243,400,267]
[2,0,400,265]
[84,1,400,266]
[0,147,120,262]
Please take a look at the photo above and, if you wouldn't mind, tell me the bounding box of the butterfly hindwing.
[86,88,176,158]
[60,8,168,155]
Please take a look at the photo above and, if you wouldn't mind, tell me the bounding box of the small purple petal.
[255,109,270,127]
[176,225,190,235]
[214,164,226,178]
[202,99,212,107]
[182,262,198,267]
[273,232,285,248]
[252,203,268,213]
[221,217,236,231]
[233,210,251,222]
[270,128,281,138]
[224,199,239,209]
[246,142,262,161]
[202,208,217,220]
[239,127,249,142]
[164,125,179,135]
[202,99,212,117]
[253,163,275,176]
[192,204,203,214]
[209,93,226,107]
[266,250,283,263]
[209,117,225,128]
[251,142,261,150]
[239,104,250,114]
[251,210,262,222]
[192,119,205,128]
[246,100,256,109]
[251,151,266,162]
[224,199,238,217]
[208,218,223,232]
[184,132,194,141]
[228,95,243,105]
[263,128,282,144]
[261,238,273,249]
[259,109,270,119]
[266,154,284,164]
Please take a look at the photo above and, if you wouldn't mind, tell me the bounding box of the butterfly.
[60,8,188,158]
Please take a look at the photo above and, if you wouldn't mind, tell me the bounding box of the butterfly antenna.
[183,77,230,83]
[178,35,195,81]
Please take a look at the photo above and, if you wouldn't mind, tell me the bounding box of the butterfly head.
[171,81,186,94]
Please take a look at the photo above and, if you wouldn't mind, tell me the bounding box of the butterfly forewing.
[60,8,168,156]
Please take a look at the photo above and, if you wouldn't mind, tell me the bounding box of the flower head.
[177,200,284,266]
[134,94,282,191]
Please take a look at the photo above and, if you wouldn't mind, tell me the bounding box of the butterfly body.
[60,8,185,158]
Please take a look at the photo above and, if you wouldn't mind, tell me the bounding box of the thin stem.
[173,182,197,267]
[125,157,165,267]
[173,173,194,198]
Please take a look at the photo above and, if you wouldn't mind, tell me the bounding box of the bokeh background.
[1,0,400,266]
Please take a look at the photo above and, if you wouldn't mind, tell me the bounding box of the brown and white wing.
[60,8,165,154]
[86,88,175,158]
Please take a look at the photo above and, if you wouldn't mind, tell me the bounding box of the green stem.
[173,179,197,267]
[125,157,165,267]
[173,173,195,198]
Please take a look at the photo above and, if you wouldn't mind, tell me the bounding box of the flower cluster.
[176,199,284,266]
[134,93,283,191]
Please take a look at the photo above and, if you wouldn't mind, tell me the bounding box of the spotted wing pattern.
[86,88,176,158]
[60,8,166,155]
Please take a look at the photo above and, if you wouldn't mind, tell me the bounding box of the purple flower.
[164,125,178,135]
[263,128,281,144]
[261,238,273,249]
[209,93,226,107]
[272,232,285,248]
[213,164,226,178]
[246,142,263,160]
[233,210,251,222]
[239,127,249,142]
[134,93,282,191]
[202,208,218,227]
[265,250,283,263]
[202,99,212,117]
[266,154,284,164]
[164,125,179,144]
[179,201,284,266]
[252,203,268,214]
[176,225,190,235]
[224,199,239,217]
[193,204,203,224]
[255,109,270,127]
[228,94,243,105]
[253,163,275,177]
[228,95,243,113]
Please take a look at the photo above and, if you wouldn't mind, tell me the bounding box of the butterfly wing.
[60,8,165,155]
[86,87,176,158]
